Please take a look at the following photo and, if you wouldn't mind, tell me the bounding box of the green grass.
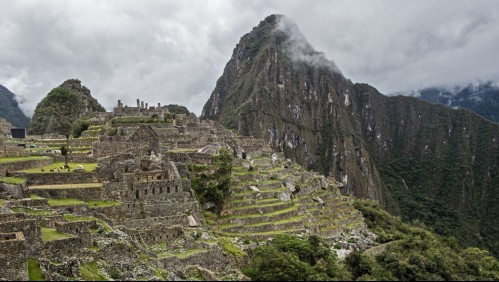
[219,237,247,258]
[245,215,307,228]
[225,205,298,220]
[12,207,55,216]
[63,214,97,222]
[216,228,305,238]
[159,249,208,259]
[21,162,97,173]
[40,227,72,242]
[0,200,4,208]
[0,177,26,185]
[28,258,45,281]
[29,183,103,190]
[86,200,121,208]
[90,219,113,234]
[154,268,168,280]
[30,194,45,200]
[47,198,86,207]
[80,261,109,281]
[231,201,290,211]
[0,156,50,164]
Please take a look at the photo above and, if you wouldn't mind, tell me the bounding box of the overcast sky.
[1,0,499,116]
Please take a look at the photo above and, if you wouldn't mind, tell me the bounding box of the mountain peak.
[239,15,341,74]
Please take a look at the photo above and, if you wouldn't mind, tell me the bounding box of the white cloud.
[1,0,498,117]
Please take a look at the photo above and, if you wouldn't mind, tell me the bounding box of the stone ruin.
[0,98,374,280]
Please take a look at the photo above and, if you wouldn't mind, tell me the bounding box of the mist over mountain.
[0,84,30,128]
[202,15,499,255]
[399,81,499,123]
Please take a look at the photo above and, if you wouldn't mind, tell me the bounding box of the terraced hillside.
[199,152,369,244]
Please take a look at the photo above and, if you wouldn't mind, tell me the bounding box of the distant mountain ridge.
[402,81,499,122]
[202,14,499,256]
[0,84,30,128]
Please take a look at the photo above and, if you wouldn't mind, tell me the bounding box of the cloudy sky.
[1,0,499,116]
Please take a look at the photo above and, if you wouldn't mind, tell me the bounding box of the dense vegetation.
[164,104,190,115]
[189,147,233,214]
[28,79,105,135]
[0,84,30,128]
[244,234,349,281]
[411,82,499,123]
[244,200,499,281]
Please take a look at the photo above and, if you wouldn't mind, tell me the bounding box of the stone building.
[93,124,160,157]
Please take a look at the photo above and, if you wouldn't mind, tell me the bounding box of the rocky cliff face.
[202,15,385,202]
[202,15,499,255]
[0,84,30,128]
[28,79,106,135]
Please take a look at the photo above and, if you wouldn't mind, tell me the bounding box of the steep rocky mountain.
[0,84,30,128]
[402,81,499,122]
[202,15,499,255]
[28,79,106,135]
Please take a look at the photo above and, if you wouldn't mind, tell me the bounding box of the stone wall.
[55,220,96,246]
[0,143,27,158]
[0,232,28,281]
[158,245,232,273]
[54,154,96,163]
[93,141,139,157]
[112,199,201,224]
[167,152,213,164]
[10,171,98,185]
[103,182,123,200]
[69,139,97,147]
[30,186,104,201]
[5,198,49,208]
[120,215,188,229]
[0,182,28,199]
[0,219,40,256]
[0,158,53,177]
[129,225,182,244]
[41,237,86,259]
[129,179,184,201]
[41,215,65,229]
[0,213,26,223]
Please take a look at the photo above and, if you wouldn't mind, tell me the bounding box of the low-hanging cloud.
[275,15,342,74]
[1,0,498,117]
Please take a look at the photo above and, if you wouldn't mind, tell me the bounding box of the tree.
[38,88,83,167]
[190,147,233,214]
